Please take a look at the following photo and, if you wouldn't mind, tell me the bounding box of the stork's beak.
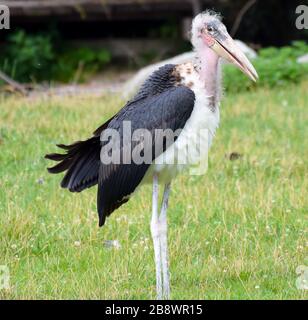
[211,34,258,82]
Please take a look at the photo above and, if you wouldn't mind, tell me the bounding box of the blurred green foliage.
[0,28,307,90]
[223,41,308,93]
[53,47,111,83]
[2,30,55,82]
[0,30,111,83]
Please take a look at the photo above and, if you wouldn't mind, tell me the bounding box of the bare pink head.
[191,11,258,82]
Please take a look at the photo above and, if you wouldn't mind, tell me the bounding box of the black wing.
[98,84,195,226]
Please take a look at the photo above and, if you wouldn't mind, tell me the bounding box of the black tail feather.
[45,136,101,192]
[46,116,114,193]
[46,158,72,174]
[45,152,68,162]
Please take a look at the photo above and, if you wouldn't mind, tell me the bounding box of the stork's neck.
[194,47,221,106]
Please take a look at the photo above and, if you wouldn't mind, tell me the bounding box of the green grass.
[0,83,307,300]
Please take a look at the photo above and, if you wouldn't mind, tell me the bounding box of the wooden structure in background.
[0,1,303,50]
[2,0,207,21]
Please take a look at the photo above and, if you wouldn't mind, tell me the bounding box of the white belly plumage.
[143,71,220,184]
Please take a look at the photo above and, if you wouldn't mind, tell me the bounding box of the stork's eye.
[207,25,215,33]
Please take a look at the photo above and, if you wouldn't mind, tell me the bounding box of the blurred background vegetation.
[0,0,307,91]
[223,41,308,93]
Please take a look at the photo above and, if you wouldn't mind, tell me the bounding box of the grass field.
[0,82,307,300]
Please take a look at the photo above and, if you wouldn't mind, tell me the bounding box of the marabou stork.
[45,11,258,299]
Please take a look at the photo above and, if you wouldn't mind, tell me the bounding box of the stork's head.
[191,11,258,82]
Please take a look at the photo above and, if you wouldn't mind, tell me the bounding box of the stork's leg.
[150,173,162,299]
[160,183,171,299]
